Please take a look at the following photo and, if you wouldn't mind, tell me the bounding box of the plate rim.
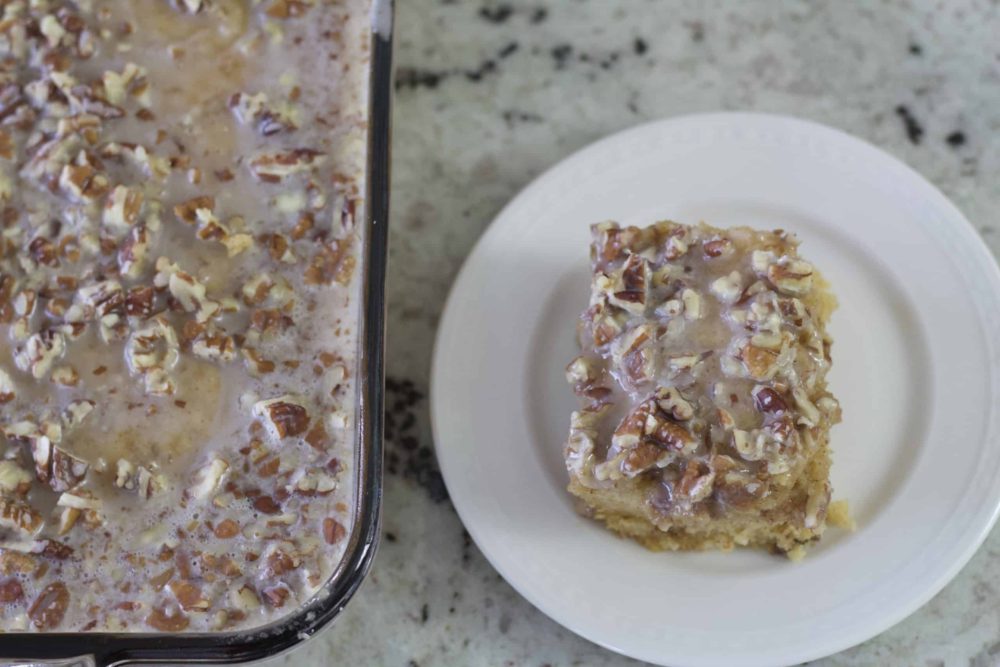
[430,111,1000,667]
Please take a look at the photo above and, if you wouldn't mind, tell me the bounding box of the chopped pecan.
[752,386,787,414]
[146,604,190,631]
[230,91,297,135]
[253,396,309,438]
[0,367,14,403]
[213,519,239,539]
[767,258,814,295]
[124,285,155,317]
[168,580,209,611]
[103,185,143,230]
[28,582,69,630]
[49,446,89,492]
[675,460,715,503]
[0,460,31,496]
[50,364,79,386]
[304,240,349,285]
[173,196,214,225]
[242,275,274,308]
[13,329,66,379]
[58,161,109,201]
[0,497,43,535]
[294,467,336,496]
[0,578,23,604]
[191,327,236,362]
[739,340,779,381]
[189,458,228,500]
[253,495,281,515]
[124,316,179,395]
[261,584,290,608]
[249,148,323,182]
[118,225,150,279]
[323,518,346,545]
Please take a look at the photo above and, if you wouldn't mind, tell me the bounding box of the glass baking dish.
[0,0,393,663]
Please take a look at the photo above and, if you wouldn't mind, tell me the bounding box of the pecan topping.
[29,582,69,630]
[253,396,309,438]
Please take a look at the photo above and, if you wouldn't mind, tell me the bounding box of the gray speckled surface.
[260,1,1000,665]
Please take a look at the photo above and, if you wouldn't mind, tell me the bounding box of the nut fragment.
[0,578,24,604]
[703,237,734,258]
[146,604,190,631]
[230,91,297,135]
[103,185,143,230]
[710,271,743,304]
[676,460,715,503]
[249,148,324,181]
[294,468,337,496]
[607,254,648,313]
[0,461,31,495]
[14,329,66,379]
[191,328,236,362]
[0,368,15,403]
[680,288,702,319]
[767,258,814,295]
[49,447,89,492]
[63,400,95,428]
[189,458,228,500]
[168,580,209,611]
[732,429,765,461]
[124,316,179,395]
[752,386,787,414]
[0,497,43,535]
[261,584,290,608]
[119,225,151,278]
[230,585,260,611]
[58,506,80,535]
[51,365,79,387]
[213,519,239,539]
[792,387,821,426]
[739,340,779,381]
[253,396,309,438]
[28,582,69,630]
[165,266,220,323]
[323,517,346,544]
[173,196,214,225]
[115,459,166,498]
[655,387,695,421]
[56,491,102,511]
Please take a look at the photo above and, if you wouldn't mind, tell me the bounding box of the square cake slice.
[564,221,841,557]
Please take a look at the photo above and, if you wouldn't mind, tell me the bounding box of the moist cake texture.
[565,221,841,557]
[0,0,369,631]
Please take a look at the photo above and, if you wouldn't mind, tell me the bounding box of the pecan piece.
[168,580,209,611]
[29,582,69,630]
[253,396,309,438]
[146,604,190,631]
[0,578,23,604]
[0,460,31,496]
[249,148,324,182]
[261,584,290,608]
[0,496,43,535]
[323,518,347,544]
[173,195,214,225]
[103,185,143,230]
[124,285,155,317]
[13,329,66,379]
[752,386,787,414]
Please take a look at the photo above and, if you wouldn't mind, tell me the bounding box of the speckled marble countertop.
[261,1,1000,666]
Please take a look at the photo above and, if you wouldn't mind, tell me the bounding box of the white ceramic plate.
[430,113,1000,667]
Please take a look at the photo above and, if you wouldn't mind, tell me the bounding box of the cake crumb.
[827,499,856,531]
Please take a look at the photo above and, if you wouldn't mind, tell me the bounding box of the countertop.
[263,1,1000,665]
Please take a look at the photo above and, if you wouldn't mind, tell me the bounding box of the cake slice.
[564,221,841,557]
